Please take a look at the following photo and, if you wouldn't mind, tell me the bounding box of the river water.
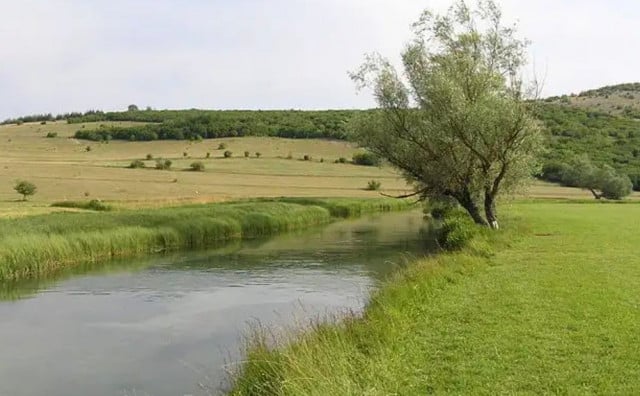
[0,210,428,396]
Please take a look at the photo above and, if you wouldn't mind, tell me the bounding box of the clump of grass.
[365,180,381,191]
[129,159,145,169]
[51,199,113,212]
[189,161,205,172]
[155,159,172,170]
[46,132,57,138]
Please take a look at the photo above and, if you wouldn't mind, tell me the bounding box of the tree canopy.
[350,0,542,228]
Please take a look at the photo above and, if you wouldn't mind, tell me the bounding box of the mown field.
[0,121,409,216]
[232,201,640,394]
[2,121,637,217]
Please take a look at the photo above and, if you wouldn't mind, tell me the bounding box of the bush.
[155,159,172,170]
[206,152,211,158]
[46,132,57,138]
[426,197,458,220]
[189,161,205,171]
[365,180,381,191]
[335,157,348,164]
[352,152,381,166]
[255,152,262,158]
[244,151,250,158]
[303,154,311,161]
[146,154,153,160]
[218,143,227,150]
[40,121,47,125]
[14,180,37,201]
[129,159,145,169]
[51,199,112,211]
[224,150,233,158]
[183,151,188,157]
[85,146,92,152]
[437,212,478,250]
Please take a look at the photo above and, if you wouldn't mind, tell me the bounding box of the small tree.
[128,104,139,112]
[190,161,205,171]
[255,152,262,158]
[244,151,250,158]
[14,180,37,201]
[223,150,233,158]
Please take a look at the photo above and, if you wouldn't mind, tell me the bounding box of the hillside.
[5,82,640,194]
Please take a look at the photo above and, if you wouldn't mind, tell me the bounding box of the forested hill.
[5,83,640,189]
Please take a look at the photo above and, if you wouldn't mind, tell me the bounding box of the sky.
[0,0,639,119]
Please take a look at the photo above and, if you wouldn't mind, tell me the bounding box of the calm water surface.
[0,210,428,396]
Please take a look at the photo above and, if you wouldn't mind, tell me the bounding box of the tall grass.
[0,198,410,282]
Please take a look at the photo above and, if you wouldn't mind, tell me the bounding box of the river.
[0,210,428,396]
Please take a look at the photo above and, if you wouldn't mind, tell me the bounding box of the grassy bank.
[232,202,640,394]
[0,198,411,282]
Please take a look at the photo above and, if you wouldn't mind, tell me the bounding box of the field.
[232,201,640,394]
[2,121,638,217]
[0,121,410,216]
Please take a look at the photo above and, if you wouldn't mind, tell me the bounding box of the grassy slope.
[232,202,640,395]
[0,121,409,216]
[0,197,411,282]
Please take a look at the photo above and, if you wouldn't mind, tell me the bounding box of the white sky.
[0,0,638,119]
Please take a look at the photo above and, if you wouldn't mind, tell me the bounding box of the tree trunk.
[484,190,499,229]
[453,189,488,227]
[589,189,602,200]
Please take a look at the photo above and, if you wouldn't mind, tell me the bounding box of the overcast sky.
[0,0,638,119]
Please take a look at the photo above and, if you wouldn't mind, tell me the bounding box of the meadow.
[0,121,410,217]
[232,201,640,394]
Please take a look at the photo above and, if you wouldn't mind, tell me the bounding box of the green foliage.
[14,180,37,201]
[224,150,233,158]
[206,152,211,158]
[255,152,262,158]
[51,199,113,211]
[303,154,311,161]
[365,180,381,191]
[218,143,228,150]
[85,146,92,152]
[436,211,479,251]
[426,197,459,220]
[128,159,145,169]
[189,161,205,172]
[71,109,358,142]
[335,157,348,164]
[540,155,632,199]
[352,151,381,166]
[45,132,57,138]
[244,151,250,158]
[155,159,172,170]
[146,153,153,160]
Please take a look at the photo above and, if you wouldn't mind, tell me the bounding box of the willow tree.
[350,0,542,228]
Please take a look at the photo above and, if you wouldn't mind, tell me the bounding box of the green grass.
[0,198,410,282]
[231,202,640,394]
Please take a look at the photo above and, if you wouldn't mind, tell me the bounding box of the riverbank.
[0,198,412,282]
[231,202,640,394]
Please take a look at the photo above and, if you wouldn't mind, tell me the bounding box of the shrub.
[183,151,188,157]
[205,152,211,158]
[40,121,47,125]
[427,197,458,220]
[51,199,112,211]
[129,159,145,169]
[146,154,153,160]
[353,152,381,166]
[189,161,205,171]
[155,159,172,170]
[85,146,92,152]
[244,151,250,158]
[255,152,262,158]
[303,154,311,161]
[46,132,57,138]
[437,212,478,250]
[365,180,381,191]
[335,157,348,164]
[224,150,233,158]
[14,180,37,201]
[218,143,227,150]
[320,158,324,163]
